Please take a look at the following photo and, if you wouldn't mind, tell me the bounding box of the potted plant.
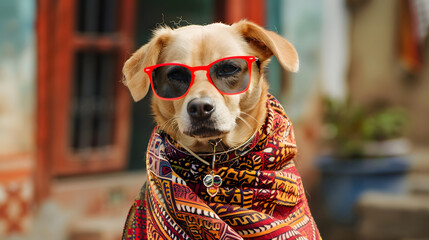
[317,99,411,224]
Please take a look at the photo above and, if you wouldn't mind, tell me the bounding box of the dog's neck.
[176,129,258,166]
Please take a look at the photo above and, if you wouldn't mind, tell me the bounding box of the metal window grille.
[76,0,118,33]
[71,51,117,150]
[71,0,119,151]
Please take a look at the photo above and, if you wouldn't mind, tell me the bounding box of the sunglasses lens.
[209,58,250,94]
[152,65,192,99]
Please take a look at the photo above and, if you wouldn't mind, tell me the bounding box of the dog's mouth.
[184,121,226,139]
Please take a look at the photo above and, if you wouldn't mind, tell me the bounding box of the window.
[37,0,136,177]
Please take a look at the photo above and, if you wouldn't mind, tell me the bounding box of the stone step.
[69,215,124,240]
[51,171,146,240]
[409,147,429,173]
[52,171,146,217]
[1,169,147,240]
[408,174,429,195]
[357,192,429,240]
[407,147,429,196]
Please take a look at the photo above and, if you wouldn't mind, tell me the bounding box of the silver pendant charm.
[204,171,222,197]
[204,139,223,197]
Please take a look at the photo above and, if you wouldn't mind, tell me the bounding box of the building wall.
[348,0,429,145]
[0,0,36,236]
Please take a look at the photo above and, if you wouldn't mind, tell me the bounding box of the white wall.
[0,0,35,155]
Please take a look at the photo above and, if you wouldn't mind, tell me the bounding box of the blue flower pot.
[317,156,410,225]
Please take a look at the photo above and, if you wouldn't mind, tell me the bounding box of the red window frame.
[36,0,136,200]
[216,0,265,26]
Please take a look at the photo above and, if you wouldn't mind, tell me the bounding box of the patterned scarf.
[123,95,321,240]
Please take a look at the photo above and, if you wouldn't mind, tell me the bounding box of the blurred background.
[0,0,428,239]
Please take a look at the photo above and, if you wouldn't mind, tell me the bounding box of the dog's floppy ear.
[122,28,172,101]
[233,20,299,72]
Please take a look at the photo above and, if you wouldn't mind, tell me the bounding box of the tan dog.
[122,20,298,152]
[121,21,324,240]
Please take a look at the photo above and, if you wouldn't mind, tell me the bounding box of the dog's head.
[123,20,298,152]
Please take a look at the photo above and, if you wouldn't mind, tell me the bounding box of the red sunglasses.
[144,56,258,100]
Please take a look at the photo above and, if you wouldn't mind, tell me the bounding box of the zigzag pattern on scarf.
[123,95,321,240]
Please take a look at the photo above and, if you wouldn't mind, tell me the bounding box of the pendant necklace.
[177,132,257,197]
[203,139,223,197]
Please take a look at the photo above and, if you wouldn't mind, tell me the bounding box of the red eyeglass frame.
[144,56,258,100]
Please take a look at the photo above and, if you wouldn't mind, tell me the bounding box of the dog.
[122,20,321,240]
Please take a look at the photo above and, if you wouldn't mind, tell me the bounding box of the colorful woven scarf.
[123,95,321,240]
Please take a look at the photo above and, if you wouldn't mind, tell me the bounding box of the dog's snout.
[187,98,215,119]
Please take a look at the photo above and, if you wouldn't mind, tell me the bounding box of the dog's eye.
[167,67,190,82]
[216,63,240,77]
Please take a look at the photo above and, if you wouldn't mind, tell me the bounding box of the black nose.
[187,98,215,119]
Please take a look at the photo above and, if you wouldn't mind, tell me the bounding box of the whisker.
[237,115,253,131]
[158,118,172,131]
[158,116,179,134]
[239,111,259,124]
[172,124,180,138]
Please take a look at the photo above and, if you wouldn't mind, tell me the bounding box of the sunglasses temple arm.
[255,58,261,69]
